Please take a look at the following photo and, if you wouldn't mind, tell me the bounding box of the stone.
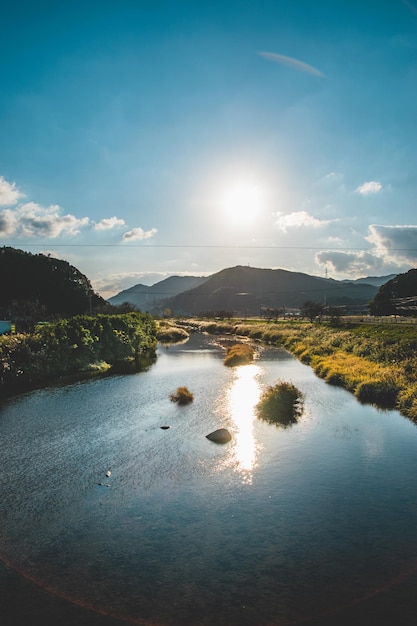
[206,428,232,444]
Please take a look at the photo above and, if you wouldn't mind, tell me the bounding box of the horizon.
[1,1,417,297]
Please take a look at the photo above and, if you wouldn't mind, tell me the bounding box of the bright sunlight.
[220,182,263,224]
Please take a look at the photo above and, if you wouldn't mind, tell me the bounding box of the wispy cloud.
[258,51,325,78]
[0,176,25,206]
[122,227,158,242]
[275,210,332,233]
[356,181,382,195]
[94,216,125,231]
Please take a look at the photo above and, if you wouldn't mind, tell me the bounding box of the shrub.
[170,386,194,405]
[224,344,254,367]
[355,380,399,408]
[256,380,303,427]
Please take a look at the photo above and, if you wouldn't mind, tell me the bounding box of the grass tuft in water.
[256,380,303,428]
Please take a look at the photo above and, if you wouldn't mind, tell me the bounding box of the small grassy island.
[156,321,190,344]
[256,380,304,428]
[223,343,254,367]
[170,386,194,405]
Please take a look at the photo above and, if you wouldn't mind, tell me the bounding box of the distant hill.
[162,265,379,316]
[369,269,417,315]
[108,275,209,311]
[0,246,106,322]
[342,274,396,287]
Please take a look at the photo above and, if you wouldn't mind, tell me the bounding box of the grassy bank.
[0,312,157,399]
[183,318,417,421]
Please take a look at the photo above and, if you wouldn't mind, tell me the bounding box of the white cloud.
[0,209,18,236]
[0,202,89,238]
[275,210,332,233]
[0,176,25,206]
[123,227,157,241]
[94,216,125,231]
[18,202,89,237]
[365,224,417,265]
[315,250,385,275]
[356,181,382,195]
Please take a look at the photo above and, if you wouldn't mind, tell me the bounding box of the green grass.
[256,380,303,427]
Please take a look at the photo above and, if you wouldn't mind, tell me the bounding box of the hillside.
[0,246,106,323]
[108,275,208,311]
[369,269,417,315]
[162,266,380,316]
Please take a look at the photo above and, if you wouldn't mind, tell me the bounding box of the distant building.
[0,320,12,335]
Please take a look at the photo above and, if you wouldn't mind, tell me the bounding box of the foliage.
[156,321,189,343]
[256,380,303,427]
[0,312,157,397]
[368,269,417,316]
[300,300,324,322]
[170,386,194,405]
[0,246,107,326]
[223,343,254,366]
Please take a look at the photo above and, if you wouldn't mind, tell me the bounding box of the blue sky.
[1,0,417,297]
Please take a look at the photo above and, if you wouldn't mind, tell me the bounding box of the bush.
[224,344,254,367]
[355,380,399,408]
[170,386,194,405]
[256,380,303,427]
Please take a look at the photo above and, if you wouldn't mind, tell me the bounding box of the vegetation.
[223,343,254,367]
[256,380,303,427]
[0,247,108,327]
[156,321,189,343]
[185,317,417,421]
[0,312,157,398]
[369,269,417,316]
[170,386,194,405]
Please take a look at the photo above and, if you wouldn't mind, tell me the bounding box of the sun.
[220,182,263,223]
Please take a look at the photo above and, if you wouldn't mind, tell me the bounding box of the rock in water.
[206,428,232,444]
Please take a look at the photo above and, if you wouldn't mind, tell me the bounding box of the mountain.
[342,274,396,287]
[162,265,379,316]
[108,275,209,311]
[369,269,417,315]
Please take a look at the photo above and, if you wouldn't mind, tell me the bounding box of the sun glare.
[221,182,263,223]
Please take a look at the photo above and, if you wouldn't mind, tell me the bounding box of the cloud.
[0,202,90,238]
[122,227,157,241]
[366,224,417,265]
[258,51,325,77]
[0,176,25,206]
[356,181,382,195]
[315,250,385,274]
[275,210,332,232]
[94,216,125,231]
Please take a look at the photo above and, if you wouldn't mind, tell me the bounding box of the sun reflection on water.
[226,364,263,484]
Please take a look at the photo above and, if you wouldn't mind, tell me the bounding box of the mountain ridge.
[109,265,394,315]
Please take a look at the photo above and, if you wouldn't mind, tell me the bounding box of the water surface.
[1,333,417,625]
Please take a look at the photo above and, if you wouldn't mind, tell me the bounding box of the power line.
[4,243,417,251]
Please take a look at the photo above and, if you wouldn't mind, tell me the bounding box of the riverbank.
[0,312,157,399]
[181,318,417,421]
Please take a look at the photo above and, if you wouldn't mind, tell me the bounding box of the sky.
[1,0,417,298]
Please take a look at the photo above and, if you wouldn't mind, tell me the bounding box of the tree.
[301,301,324,323]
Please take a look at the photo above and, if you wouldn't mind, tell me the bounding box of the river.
[1,332,417,626]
